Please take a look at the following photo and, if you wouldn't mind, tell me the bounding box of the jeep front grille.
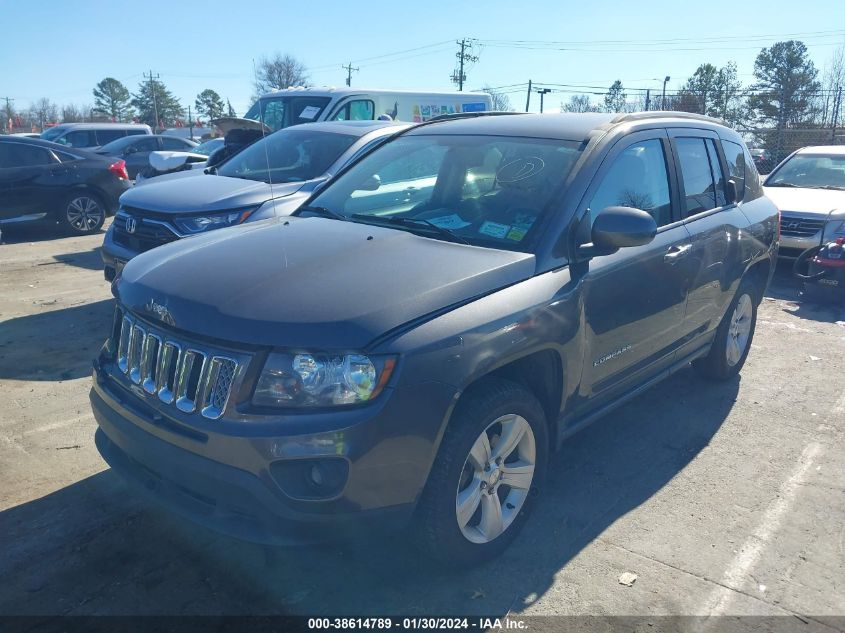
[115,310,240,419]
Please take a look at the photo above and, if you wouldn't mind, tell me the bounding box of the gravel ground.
[1,222,844,625]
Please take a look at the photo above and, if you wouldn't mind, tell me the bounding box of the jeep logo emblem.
[125,217,138,234]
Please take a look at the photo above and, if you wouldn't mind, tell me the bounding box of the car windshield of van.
[765,153,845,190]
[302,134,585,252]
[40,127,65,142]
[243,96,332,131]
[216,128,357,183]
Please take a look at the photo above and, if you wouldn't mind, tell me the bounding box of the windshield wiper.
[350,214,470,245]
[766,182,800,187]
[299,205,346,221]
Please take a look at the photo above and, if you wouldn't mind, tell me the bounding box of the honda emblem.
[125,217,137,234]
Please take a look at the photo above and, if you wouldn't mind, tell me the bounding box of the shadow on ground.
[0,369,739,616]
[766,260,845,324]
[0,299,114,381]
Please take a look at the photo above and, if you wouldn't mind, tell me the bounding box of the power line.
[342,62,359,87]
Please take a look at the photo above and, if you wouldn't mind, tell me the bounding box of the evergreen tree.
[195,89,225,120]
[93,77,133,121]
[131,78,184,128]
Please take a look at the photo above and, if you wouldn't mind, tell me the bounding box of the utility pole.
[525,80,532,112]
[831,85,842,143]
[451,39,478,91]
[143,70,161,131]
[188,105,193,140]
[342,62,359,87]
[645,89,651,111]
[535,87,552,113]
[2,97,14,132]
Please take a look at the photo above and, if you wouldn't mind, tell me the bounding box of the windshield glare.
[244,96,332,131]
[216,129,357,183]
[767,154,845,189]
[305,135,584,252]
[193,138,223,156]
[41,127,65,141]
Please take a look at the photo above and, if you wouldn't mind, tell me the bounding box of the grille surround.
[779,214,826,238]
[113,309,243,420]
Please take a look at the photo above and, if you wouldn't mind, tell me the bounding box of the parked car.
[100,120,409,280]
[762,146,845,258]
[91,111,777,565]
[0,136,130,234]
[40,123,152,149]
[135,138,225,183]
[161,126,215,142]
[96,134,198,180]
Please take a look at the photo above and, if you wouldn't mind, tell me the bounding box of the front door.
[575,131,695,409]
[0,142,57,220]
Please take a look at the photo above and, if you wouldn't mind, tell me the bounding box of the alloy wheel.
[66,196,104,232]
[726,293,753,366]
[455,414,536,544]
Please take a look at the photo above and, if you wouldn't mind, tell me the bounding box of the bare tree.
[482,86,512,111]
[61,103,85,122]
[28,98,59,131]
[253,53,309,98]
[561,94,599,113]
[820,43,845,125]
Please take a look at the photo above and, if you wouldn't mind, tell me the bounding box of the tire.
[58,190,106,235]
[416,377,548,567]
[693,277,758,381]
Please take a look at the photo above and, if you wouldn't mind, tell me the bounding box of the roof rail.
[611,111,725,125]
[426,111,526,123]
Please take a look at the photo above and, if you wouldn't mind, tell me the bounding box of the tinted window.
[192,138,224,156]
[333,100,375,121]
[722,140,746,199]
[126,129,148,136]
[217,129,358,183]
[0,143,54,167]
[706,139,727,207]
[676,138,717,216]
[131,137,160,152]
[589,138,672,227]
[161,137,193,150]
[99,135,140,154]
[96,129,127,145]
[62,130,96,147]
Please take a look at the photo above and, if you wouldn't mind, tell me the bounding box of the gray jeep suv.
[90,111,778,565]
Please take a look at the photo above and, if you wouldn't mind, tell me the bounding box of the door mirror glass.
[579,206,657,257]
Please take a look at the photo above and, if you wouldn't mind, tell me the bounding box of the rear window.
[96,129,127,145]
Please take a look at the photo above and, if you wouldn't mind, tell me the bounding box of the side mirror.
[124,146,138,156]
[578,206,657,258]
[358,174,381,191]
[725,178,739,205]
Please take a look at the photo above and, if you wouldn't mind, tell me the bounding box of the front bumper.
[90,356,457,545]
[101,224,139,281]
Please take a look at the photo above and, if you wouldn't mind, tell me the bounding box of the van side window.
[333,100,375,121]
[588,139,672,227]
[126,129,148,137]
[721,140,746,200]
[62,130,96,147]
[675,137,717,216]
[96,129,127,145]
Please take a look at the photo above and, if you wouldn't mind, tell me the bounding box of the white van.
[237,87,493,132]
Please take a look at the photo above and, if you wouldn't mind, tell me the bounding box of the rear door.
[576,130,695,407]
[0,142,61,219]
[668,130,748,351]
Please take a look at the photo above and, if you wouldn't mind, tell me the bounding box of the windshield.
[766,154,845,190]
[40,127,65,141]
[303,134,585,252]
[193,138,224,156]
[243,96,332,131]
[216,128,357,183]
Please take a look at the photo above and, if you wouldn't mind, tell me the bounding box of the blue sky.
[1,0,844,116]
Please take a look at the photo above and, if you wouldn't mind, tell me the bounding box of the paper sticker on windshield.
[506,227,527,241]
[479,221,510,239]
[429,214,472,230]
[298,106,321,120]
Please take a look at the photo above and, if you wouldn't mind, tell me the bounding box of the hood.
[119,173,305,213]
[763,186,844,216]
[210,116,271,135]
[116,217,536,350]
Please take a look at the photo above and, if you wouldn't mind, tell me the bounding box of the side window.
[161,137,191,150]
[675,138,717,216]
[6,143,54,167]
[96,129,126,145]
[377,145,446,185]
[133,137,160,152]
[722,140,746,200]
[332,100,375,121]
[588,138,672,227]
[126,129,147,137]
[63,130,96,147]
[343,137,386,166]
[705,139,727,207]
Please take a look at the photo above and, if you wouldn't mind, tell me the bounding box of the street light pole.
[535,87,552,113]
[662,76,671,110]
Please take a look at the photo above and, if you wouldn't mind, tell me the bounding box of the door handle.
[664,244,692,263]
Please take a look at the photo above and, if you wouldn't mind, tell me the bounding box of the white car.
[762,145,845,258]
[136,138,224,183]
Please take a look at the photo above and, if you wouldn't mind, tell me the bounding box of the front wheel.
[693,277,758,381]
[416,378,548,567]
[58,191,106,235]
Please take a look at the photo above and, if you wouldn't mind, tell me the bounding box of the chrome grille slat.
[113,310,241,419]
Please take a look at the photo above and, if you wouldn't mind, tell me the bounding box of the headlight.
[253,352,396,408]
[174,208,255,234]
